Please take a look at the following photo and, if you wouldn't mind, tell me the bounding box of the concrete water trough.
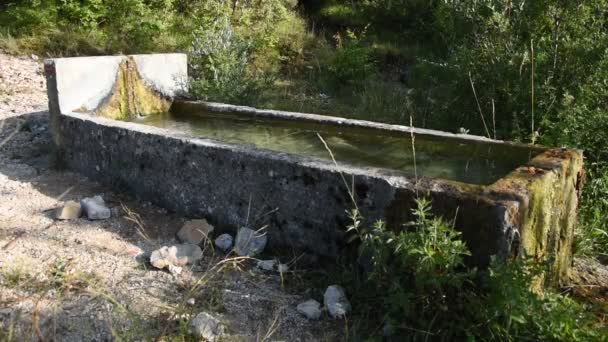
[44,54,584,285]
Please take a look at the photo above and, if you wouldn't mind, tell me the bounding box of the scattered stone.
[297,299,322,320]
[324,285,351,319]
[168,264,182,276]
[188,312,225,341]
[256,259,277,271]
[55,200,82,220]
[187,298,196,306]
[178,219,214,244]
[278,263,289,273]
[234,227,267,256]
[150,244,203,269]
[215,233,233,252]
[80,195,111,220]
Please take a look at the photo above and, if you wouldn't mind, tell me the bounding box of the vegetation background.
[1,0,607,339]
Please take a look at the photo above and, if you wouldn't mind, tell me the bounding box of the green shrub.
[188,18,272,106]
[479,258,601,341]
[324,29,375,86]
[356,198,474,338]
[349,198,601,340]
[0,0,181,54]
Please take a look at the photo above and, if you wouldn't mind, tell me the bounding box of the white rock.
[297,299,322,320]
[186,298,196,305]
[278,264,289,273]
[55,200,82,220]
[256,259,277,271]
[178,219,214,244]
[324,285,351,319]
[188,312,225,341]
[150,244,203,269]
[214,233,233,252]
[168,264,182,276]
[234,227,267,256]
[80,195,111,220]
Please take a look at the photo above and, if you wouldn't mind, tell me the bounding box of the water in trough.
[130,110,541,185]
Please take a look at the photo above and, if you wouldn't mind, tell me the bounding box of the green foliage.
[188,18,270,106]
[0,265,29,289]
[325,29,375,86]
[401,0,608,256]
[479,258,600,341]
[0,0,180,54]
[185,0,302,105]
[357,198,474,338]
[351,198,601,340]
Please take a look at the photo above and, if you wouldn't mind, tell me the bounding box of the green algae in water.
[130,111,540,185]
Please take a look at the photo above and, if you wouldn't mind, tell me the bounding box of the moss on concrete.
[491,148,584,287]
[96,57,171,120]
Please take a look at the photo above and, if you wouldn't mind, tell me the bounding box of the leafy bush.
[350,198,601,340]
[358,198,473,336]
[0,0,179,54]
[188,18,271,106]
[479,258,600,341]
[402,0,608,257]
[324,29,375,86]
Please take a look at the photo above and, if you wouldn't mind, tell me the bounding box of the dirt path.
[0,53,341,341]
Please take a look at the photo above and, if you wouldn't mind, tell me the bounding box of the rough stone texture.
[297,299,322,320]
[214,233,233,252]
[188,312,225,341]
[235,227,268,256]
[50,109,584,284]
[149,244,203,269]
[257,259,277,271]
[80,195,111,220]
[55,200,82,220]
[45,55,584,286]
[177,219,214,244]
[324,285,351,319]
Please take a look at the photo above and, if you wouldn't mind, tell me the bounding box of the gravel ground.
[0,54,47,117]
[0,53,342,341]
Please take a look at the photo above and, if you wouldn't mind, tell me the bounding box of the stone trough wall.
[45,54,584,286]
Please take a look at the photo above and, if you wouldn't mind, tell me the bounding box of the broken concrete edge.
[53,109,583,286]
[173,100,550,152]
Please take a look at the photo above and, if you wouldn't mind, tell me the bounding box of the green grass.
[0,265,30,289]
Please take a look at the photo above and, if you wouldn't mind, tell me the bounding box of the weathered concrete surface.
[44,54,186,145]
[45,54,185,114]
[45,55,584,286]
[131,54,187,97]
[50,109,583,285]
[95,58,172,120]
[46,56,123,114]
